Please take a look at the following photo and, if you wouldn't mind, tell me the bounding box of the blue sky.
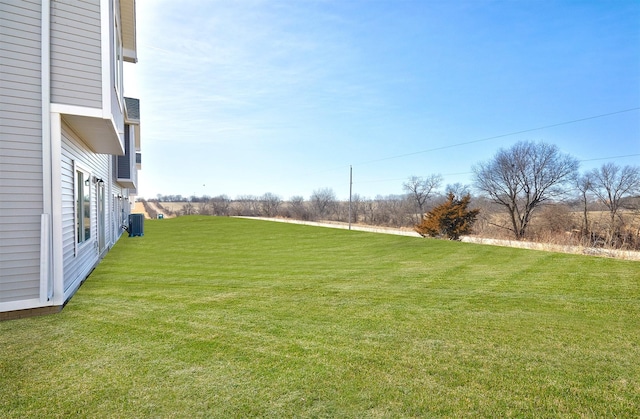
[125,0,640,201]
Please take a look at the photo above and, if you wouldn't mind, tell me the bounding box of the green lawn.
[1,216,639,418]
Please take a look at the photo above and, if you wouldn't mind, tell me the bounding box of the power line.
[354,155,640,186]
[579,153,640,163]
[354,107,640,167]
[355,171,473,185]
[295,107,639,185]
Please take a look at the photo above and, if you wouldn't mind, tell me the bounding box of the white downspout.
[40,0,53,303]
[41,0,64,306]
[50,113,64,306]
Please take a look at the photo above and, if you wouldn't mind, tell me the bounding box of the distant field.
[156,201,183,214]
[1,217,639,417]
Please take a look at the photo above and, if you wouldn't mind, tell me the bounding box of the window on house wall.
[75,167,91,245]
[113,1,124,106]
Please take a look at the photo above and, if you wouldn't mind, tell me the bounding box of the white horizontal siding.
[0,101,42,117]
[0,2,41,42]
[60,148,75,270]
[0,167,43,179]
[61,124,110,292]
[51,2,102,37]
[0,0,43,304]
[1,125,42,138]
[1,51,41,74]
[110,182,129,244]
[0,195,43,208]
[0,218,43,234]
[0,153,42,167]
[0,279,40,301]
[0,1,40,21]
[0,234,41,250]
[50,0,102,109]
[0,140,42,155]
[1,28,40,50]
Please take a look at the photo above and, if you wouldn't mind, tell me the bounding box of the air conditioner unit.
[128,213,144,237]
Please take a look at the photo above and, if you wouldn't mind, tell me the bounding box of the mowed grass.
[1,216,639,418]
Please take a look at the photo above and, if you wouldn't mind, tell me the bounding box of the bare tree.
[403,174,442,223]
[575,173,594,237]
[288,196,309,220]
[234,195,259,216]
[368,194,409,226]
[350,193,363,224]
[372,196,393,225]
[588,163,640,244]
[445,182,471,198]
[210,195,231,216]
[310,188,336,220]
[361,198,375,225]
[181,202,195,215]
[473,141,579,240]
[260,192,282,217]
[197,201,211,215]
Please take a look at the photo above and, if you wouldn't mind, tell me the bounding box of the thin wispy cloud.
[127,0,640,199]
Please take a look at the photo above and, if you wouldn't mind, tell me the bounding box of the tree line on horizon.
[143,141,640,250]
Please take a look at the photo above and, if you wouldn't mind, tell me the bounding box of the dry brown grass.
[473,205,640,252]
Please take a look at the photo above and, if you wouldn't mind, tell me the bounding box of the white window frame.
[113,0,124,109]
[74,161,93,255]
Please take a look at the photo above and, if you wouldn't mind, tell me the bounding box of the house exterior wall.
[60,123,107,292]
[50,0,102,109]
[0,0,44,304]
[111,175,130,243]
[106,0,125,138]
[1,0,139,318]
[111,184,129,243]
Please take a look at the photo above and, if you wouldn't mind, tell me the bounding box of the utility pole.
[349,165,353,230]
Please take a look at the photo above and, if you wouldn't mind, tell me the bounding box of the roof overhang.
[121,0,137,63]
[118,178,137,189]
[61,113,125,155]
